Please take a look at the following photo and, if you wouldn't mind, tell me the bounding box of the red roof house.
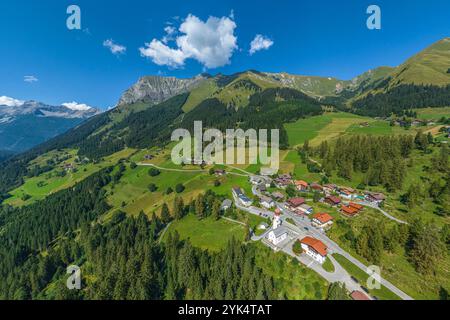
[325,196,341,206]
[287,197,306,208]
[300,237,328,263]
[312,213,334,226]
[341,205,359,216]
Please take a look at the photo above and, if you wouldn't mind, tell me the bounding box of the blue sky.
[0,0,449,109]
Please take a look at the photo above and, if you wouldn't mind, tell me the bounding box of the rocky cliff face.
[118,74,209,106]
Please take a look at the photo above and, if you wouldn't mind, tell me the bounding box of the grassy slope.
[391,38,450,87]
[182,79,219,112]
[5,148,136,206]
[164,214,245,252]
[285,112,375,147]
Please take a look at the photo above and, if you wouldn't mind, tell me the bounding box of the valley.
[0,37,449,301]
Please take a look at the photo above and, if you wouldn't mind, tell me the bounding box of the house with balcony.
[300,236,328,264]
[312,213,334,229]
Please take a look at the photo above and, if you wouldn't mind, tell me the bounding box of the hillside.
[350,38,450,116]
[390,38,450,87]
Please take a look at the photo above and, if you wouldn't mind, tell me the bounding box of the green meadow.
[5,148,136,207]
[163,214,246,252]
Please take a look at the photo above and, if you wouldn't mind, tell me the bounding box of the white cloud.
[0,96,24,107]
[103,39,127,55]
[62,102,93,111]
[249,34,274,55]
[162,26,177,44]
[140,14,238,69]
[24,75,38,83]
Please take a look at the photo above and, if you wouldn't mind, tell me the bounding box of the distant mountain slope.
[0,98,101,152]
[389,38,450,87]
[350,38,450,116]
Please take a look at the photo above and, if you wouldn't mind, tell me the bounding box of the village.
[227,170,412,301]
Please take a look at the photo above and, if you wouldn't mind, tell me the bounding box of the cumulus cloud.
[249,34,274,55]
[162,26,177,44]
[0,96,24,107]
[140,14,238,69]
[103,39,127,55]
[62,102,93,111]
[24,75,38,83]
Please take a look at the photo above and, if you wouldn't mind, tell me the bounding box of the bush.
[175,184,185,193]
[148,168,161,177]
[166,187,174,195]
[148,183,158,192]
[292,241,303,255]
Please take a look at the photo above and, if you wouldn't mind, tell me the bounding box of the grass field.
[163,214,245,252]
[285,112,375,147]
[415,107,450,120]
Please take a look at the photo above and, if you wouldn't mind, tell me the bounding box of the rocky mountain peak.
[117,74,209,106]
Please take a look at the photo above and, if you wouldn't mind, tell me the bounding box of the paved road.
[138,162,251,178]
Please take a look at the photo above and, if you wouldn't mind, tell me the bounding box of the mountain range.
[1,38,449,156]
[0,97,100,153]
[116,38,449,111]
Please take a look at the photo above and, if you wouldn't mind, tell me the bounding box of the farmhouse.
[339,187,356,200]
[365,192,386,205]
[325,196,341,207]
[300,237,328,264]
[63,163,75,171]
[259,195,275,209]
[341,205,359,217]
[323,184,338,194]
[294,180,309,191]
[349,202,364,211]
[274,174,293,189]
[312,213,334,229]
[287,197,306,212]
[267,227,288,246]
[310,183,324,192]
[271,192,285,200]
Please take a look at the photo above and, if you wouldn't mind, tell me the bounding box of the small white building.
[267,227,288,246]
[260,195,275,209]
[258,222,269,230]
[220,199,233,211]
[300,237,328,264]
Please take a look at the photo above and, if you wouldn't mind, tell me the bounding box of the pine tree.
[160,203,171,224]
